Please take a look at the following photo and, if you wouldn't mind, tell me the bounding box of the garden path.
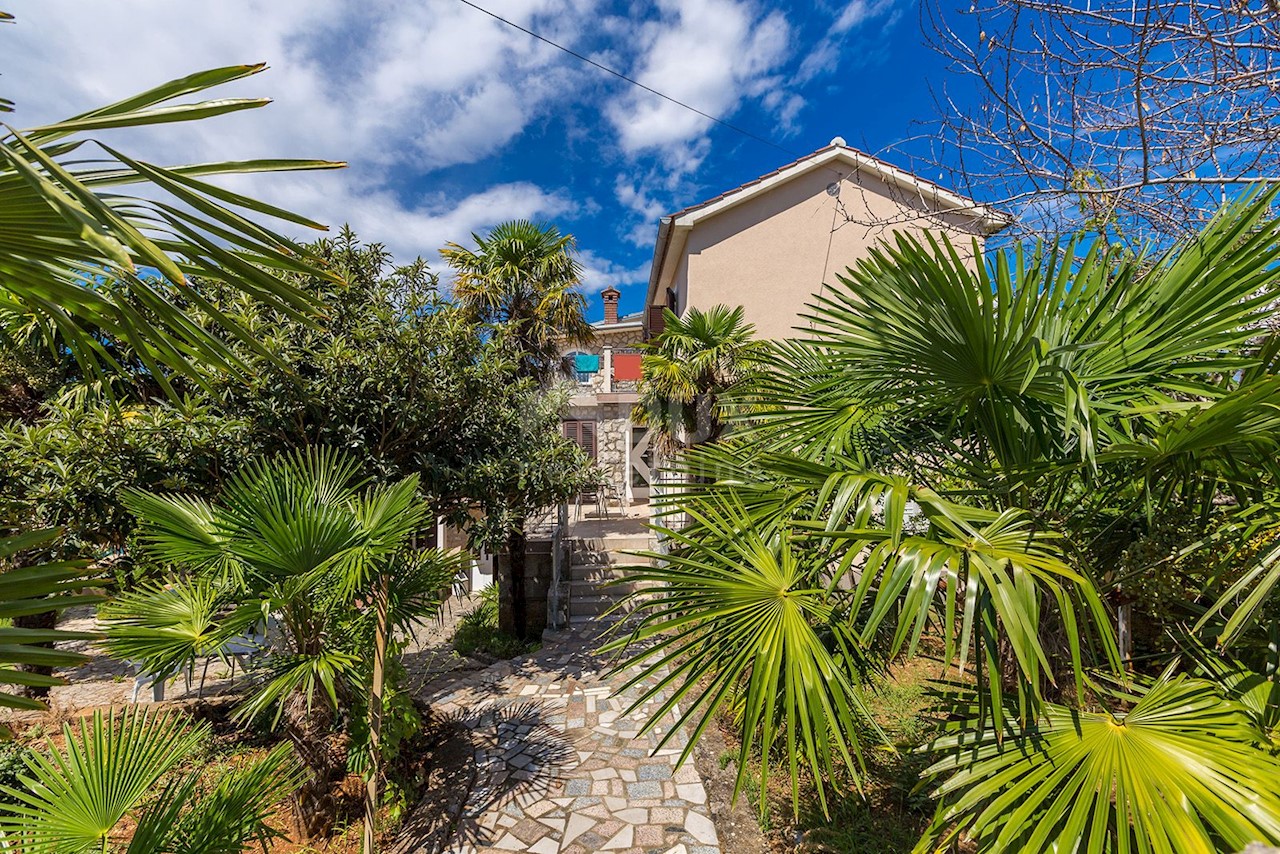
[396,623,719,854]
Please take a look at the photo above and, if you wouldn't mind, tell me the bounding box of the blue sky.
[6,0,970,320]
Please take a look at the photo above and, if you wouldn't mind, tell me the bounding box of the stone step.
[569,578,650,597]
[570,568,650,588]
[569,535,655,553]
[569,593,641,618]
[567,612,626,627]
[569,556,654,573]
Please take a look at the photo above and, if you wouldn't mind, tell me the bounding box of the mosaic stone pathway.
[395,625,719,854]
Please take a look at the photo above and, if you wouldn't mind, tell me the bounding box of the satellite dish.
[830,136,847,147]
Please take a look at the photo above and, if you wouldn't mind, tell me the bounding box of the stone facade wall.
[560,325,646,395]
[596,407,630,491]
[566,401,630,490]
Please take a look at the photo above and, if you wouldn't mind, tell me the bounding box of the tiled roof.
[591,311,644,329]
[664,142,1005,223]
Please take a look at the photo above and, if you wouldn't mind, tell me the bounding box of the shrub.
[451,587,538,660]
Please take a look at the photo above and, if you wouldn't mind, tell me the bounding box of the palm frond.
[918,677,1280,853]
[0,709,207,851]
[98,579,257,681]
[161,742,300,854]
[604,494,882,817]
[0,64,344,392]
[0,528,98,710]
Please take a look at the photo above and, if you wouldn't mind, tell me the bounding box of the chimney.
[602,286,620,325]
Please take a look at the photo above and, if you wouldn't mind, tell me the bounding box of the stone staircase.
[565,532,657,625]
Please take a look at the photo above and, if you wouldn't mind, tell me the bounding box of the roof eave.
[644,216,675,321]
[643,145,1014,317]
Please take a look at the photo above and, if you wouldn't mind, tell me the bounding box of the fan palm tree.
[608,188,1280,851]
[0,708,299,853]
[441,219,592,383]
[0,60,342,708]
[441,220,592,638]
[99,448,464,840]
[634,304,764,454]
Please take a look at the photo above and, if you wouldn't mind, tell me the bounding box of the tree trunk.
[14,610,56,698]
[363,573,389,854]
[500,524,528,640]
[283,689,343,840]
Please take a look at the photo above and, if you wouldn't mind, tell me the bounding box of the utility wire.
[456,0,805,161]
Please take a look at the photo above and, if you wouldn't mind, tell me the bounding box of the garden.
[7,18,1280,854]
[617,206,1280,852]
[0,65,599,852]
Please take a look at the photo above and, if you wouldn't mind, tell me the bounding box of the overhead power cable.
[455,0,804,161]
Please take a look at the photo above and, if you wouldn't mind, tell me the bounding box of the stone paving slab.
[396,625,719,854]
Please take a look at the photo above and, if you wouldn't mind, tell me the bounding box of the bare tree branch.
[878,0,1280,245]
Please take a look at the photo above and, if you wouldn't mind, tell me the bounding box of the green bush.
[0,739,33,805]
[451,587,538,660]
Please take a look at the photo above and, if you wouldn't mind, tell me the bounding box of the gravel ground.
[693,717,773,853]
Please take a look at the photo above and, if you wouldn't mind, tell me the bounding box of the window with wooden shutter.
[647,305,666,336]
[562,419,597,458]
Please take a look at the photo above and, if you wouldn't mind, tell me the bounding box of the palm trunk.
[283,689,341,839]
[363,572,389,854]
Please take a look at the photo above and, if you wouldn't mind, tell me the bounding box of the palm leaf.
[0,709,206,852]
[146,742,299,854]
[604,494,882,817]
[918,677,1280,853]
[98,579,257,681]
[0,63,345,392]
[0,528,97,711]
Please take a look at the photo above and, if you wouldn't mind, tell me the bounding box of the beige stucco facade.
[554,143,1005,507]
[646,142,1008,340]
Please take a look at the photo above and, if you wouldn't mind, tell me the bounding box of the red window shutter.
[613,353,643,381]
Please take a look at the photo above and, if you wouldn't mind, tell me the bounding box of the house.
[562,139,1008,500]
[560,287,653,504]
[644,137,1010,339]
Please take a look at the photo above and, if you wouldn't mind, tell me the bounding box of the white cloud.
[832,0,901,33]
[577,249,651,295]
[616,179,668,220]
[416,80,529,168]
[262,176,581,268]
[798,0,904,82]
[605,0,793,172]
[615,177,669,246]
[2,0,597,262]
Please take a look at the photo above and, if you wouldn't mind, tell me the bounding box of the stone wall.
[560,326,646,395]
[566,401,630,490]
[595,409,629,491]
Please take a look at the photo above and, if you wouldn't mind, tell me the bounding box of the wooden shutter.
[647,305,666,336]
[562,420,597,458]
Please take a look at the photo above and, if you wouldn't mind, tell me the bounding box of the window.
[565,350,599,384]
[563,420,596,458]
[647,305,666,336]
